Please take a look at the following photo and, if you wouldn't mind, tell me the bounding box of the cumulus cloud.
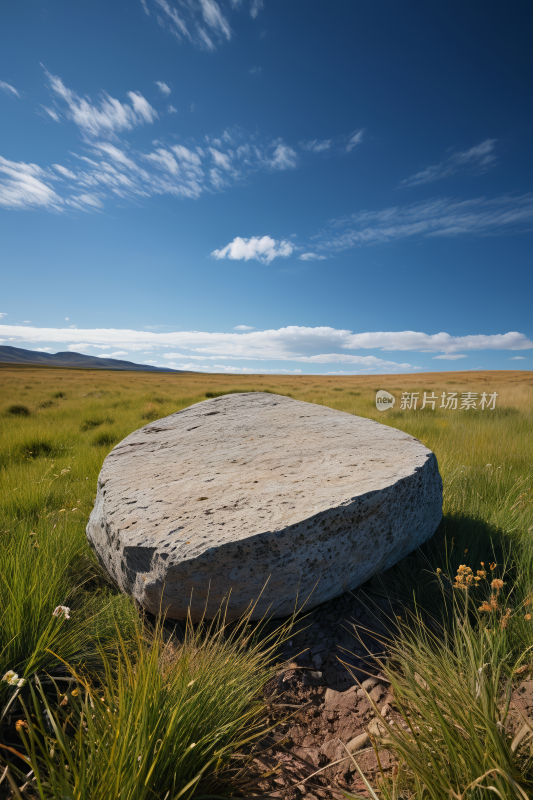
[212,235,294,264]
[0,80,21,98]
[298,252,327,261]
[43,67,158,139]
[400,139,497,188]
[155,81,171,95]
[234,324,255,330]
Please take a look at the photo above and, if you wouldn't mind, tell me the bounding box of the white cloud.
[298,252,327,261]
[128,91,158,124]
[433,354,468,360]
[65,317,69,321]
[97,351,130,358]
[400,139,497,188]
[53,164,77,179]
[300,139,331,153]
[2,326,531,370]
[509,356,526,360]
[345,129,364,153]
[0,313,7,318]
[234,324,255,330]
[144,0,232,50]
[144,360,159,364]
[35,347,53,352]
[44,68,158,139]
[269,142,297,170]
[250,0,264,18]
[318,194,533,249]
[209,147,232,170]
[3,83,316,212]
[167,104,177,113]
[41,106,60,122]
[155,81,171,96]
[0,80,21,99]
[249,66,262,75]
[212,235,294,264]
[0,156,65,212]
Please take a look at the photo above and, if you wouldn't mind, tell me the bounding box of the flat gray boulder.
[87,393,442,621]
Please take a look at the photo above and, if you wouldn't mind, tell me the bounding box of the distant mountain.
[0,346,186,373]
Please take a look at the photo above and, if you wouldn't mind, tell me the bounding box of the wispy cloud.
[41,106,60,122]
[298,252,327,261]
[234,324,255,330]
[249,0,264,18]
[316,194,533,249]
[43,67,158,139]
[300,139,331,153]
[433,354,468,360]
[143,0,234,51]
[155,81,171,95]
[167,104,177,113]
[345,129,364,153]
[0,80,21,99]
[212,235,294,264]
[249,66,262,75]
[509,356,526,360]
[269,142,297,170]
[400,139,497,188]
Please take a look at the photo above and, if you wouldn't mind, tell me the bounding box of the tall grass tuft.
[9,609,293,800]
[355,570,533,800]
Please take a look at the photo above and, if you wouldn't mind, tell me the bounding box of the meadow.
[0,364,532,799]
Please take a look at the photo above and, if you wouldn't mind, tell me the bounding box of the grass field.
[1,365,532,798]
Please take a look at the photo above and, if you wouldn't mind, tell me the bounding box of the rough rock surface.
[86,392,442,621]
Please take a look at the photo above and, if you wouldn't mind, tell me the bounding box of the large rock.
[87,393,442,621]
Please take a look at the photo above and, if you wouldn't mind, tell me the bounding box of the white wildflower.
[53,606,71,620]
[2,670,19,685]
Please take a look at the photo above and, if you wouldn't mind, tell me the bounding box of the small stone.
[362,677,378,691]
[369,684,385,703]
[368,718,387,737]
[380,703,392,717]
[302,671,324,686]
[346,731,369,753]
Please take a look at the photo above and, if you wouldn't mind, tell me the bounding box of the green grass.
[0,365,532,797]
[9,611,293,800]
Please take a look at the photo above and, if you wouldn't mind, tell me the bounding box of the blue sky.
[1,0,532,375]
